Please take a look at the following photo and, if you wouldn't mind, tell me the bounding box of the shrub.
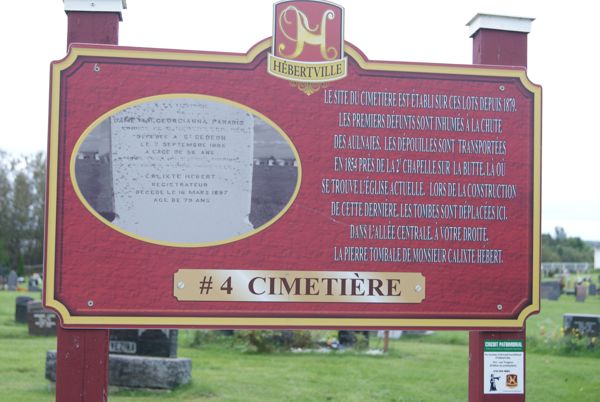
[236,330,316,353]
[185,330,233,348]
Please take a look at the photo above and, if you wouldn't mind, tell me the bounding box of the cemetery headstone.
[109,329,178,358]
[377,330,403,339]
[40,328,192,390]
[28,274,42,292]
[15,296,34,323]
[540,281,561,300]
[575,285,587,302]
[27,300,57,336]
[563,314,600,338]
[46,350,191,389]
[48,330,187,389]
[589,283,597,296]
[7,270,17,291]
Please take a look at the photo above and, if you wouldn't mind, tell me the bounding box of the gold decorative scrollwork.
[289,81,329,96]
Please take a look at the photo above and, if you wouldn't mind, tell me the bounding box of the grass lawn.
[0,290,598,401]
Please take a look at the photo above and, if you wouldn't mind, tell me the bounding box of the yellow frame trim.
[45,39,542,329]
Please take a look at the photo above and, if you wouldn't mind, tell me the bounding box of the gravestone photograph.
[74,97,298,245]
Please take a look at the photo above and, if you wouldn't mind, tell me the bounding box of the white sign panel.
[483,340,524,394]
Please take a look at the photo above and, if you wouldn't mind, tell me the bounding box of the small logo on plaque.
[268,0,347,94]
[506,374,519,388]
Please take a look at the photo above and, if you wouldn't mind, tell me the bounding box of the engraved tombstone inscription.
[110,98,254,244]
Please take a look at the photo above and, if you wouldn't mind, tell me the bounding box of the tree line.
[541,227,593,263]
[0,150,45,276]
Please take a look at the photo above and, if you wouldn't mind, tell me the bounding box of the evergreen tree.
[0,150,46,271]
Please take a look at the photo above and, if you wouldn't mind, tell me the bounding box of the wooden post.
[383,330,389,353]
[466,14,534,402]
[55,2,124,401]
[55,326,110,402]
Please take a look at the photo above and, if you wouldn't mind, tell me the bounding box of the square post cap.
[64,0,127,20]
[467,13,534,37]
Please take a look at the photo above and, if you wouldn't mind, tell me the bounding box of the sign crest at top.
[268,0,347,85]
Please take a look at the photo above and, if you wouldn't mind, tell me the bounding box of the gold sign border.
[45,39,541,329]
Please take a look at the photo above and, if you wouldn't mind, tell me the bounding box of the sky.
[1,0,598,241]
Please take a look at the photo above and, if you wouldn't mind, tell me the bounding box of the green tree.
[0,151,13,268]
[541,234,560,262]
[0,150,46,271]
[6,171,32,271]
[22,153,45,266]
[541,227,593,263]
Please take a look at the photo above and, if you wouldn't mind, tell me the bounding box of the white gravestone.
[110,98,254,244]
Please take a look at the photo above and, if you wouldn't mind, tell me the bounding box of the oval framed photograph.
[70,94,301,246]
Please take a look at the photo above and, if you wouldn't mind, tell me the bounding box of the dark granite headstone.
[575,285,587,302]
[7,270,17,290]
[588,283,597,296]
[27,300,57,336]
[109,329,178,358]
[15,296,34,323]
[540,281,561,300]
[563,314,600,337]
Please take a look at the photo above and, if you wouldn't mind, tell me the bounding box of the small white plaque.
[483,339,524,394]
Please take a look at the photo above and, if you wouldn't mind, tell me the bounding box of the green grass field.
[0,290,598,401]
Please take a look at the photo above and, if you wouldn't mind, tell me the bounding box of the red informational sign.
[45,1,540,329]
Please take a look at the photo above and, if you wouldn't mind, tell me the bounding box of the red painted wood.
[469,22,531,402]
[56,326,110,402]
[472,29,528,68]
[55,9,120,402]
[50,47,537,326]
[67,11,120,47]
